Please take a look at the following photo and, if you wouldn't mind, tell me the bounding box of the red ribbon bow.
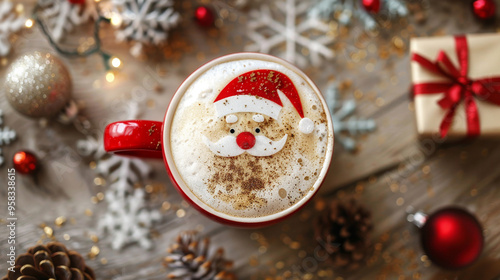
[412,35,500,138]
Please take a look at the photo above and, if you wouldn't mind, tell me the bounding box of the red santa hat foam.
[213,69,315,134]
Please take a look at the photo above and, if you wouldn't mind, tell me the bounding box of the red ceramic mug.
[104,53,334,227]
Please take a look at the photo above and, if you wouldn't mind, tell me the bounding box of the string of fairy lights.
[14,0,125,83]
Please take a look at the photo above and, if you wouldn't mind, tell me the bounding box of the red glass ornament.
[411,207,484,269]
[236,132,256,150]
[13,151,38,175]
[473,0,496,20]
[195,6,215,27]
[362,0,381,13]
[67,0,86,4]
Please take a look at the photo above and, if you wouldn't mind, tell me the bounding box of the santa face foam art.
[203,70,315,157]
[170,60,331,219]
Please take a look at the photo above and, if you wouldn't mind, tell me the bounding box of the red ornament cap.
[362,0,381,13]
[420,207,484,269]
[13,151,38,175]
[473,0,496,20]
[195,6,215,27]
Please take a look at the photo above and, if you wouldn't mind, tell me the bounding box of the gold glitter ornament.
[5,52,72,118]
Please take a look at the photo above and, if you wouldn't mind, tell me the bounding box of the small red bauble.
[67,0,86,4]
[420,207,484,269]
[362,0,381,13]
[13,151,38,175]
[194,6,215,27]
[473,0,496,20]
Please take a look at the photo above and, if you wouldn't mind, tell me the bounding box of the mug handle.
[104,120,163,159]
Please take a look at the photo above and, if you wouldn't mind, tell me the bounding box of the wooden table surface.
[1,1,500,279]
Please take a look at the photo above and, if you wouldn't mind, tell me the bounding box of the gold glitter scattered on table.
[259,246,268,254]
[162,201,171,211]
[54,216,66,227]
[400,185,408,193]
[85,209,93,216]
[43,226,53,237]
[94,177,105,186]
[470,189,478,197]
[422,165,430,174]
[249,255,259,266]
[176,209,186,218]
[96,192,105,201]
[289,241,300,250]
[90,234,99,243]
[396,197,405,206]
[88,245,100,259]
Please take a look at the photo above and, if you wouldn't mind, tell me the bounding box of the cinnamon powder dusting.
[206,155,274,211]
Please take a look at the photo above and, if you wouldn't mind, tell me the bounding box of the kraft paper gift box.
[410,33,500,138]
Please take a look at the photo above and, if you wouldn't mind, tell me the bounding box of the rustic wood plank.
[1,1,500,280]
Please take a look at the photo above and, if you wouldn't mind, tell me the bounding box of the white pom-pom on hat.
[299,118,314,134]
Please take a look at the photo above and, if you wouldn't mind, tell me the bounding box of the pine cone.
[314,198,372,270]
[164,231,236,280]
[2,242,95,280]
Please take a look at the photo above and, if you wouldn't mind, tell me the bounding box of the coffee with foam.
[169,57,332,219]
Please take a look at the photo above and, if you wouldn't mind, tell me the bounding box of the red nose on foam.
[236,132,256,150]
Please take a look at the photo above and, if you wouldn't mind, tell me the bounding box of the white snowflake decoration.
[325,84,376,152]
[309,0,408,30]
[37,0,97,43]
[245,0,335,68]
[111,0,180,57]
[76,103,161,250]
[0,0,26,56]
[0,109,17,166]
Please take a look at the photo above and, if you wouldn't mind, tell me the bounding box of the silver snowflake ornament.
[325,84,376,152]
[309,0,408,30]
[0,109,17,166]
[0,0,26,56]
[245,0,335,68]
[112,0,180,57]
[37,0,98,43]
[77,134,162,250]
[76,102,161,250]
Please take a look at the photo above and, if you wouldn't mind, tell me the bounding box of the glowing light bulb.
[106,72,115,83]
[15,4,24,13]
[110,14,123,27]
[110,57,121,68]
[25,19,34,28]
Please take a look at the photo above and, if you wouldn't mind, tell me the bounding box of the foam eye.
[230,128,236,134]
[226,114,238,123]
[255,128,261,133]
[252,114,264,123]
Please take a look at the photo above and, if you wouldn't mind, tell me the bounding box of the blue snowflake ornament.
[325,84,376,152]
[309,0,408,31]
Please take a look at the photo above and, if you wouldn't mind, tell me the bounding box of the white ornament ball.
[5,52,72,118]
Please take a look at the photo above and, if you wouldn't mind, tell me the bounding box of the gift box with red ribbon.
[410,33,500,138]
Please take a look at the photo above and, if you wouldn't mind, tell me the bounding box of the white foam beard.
[202,134,288,157]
